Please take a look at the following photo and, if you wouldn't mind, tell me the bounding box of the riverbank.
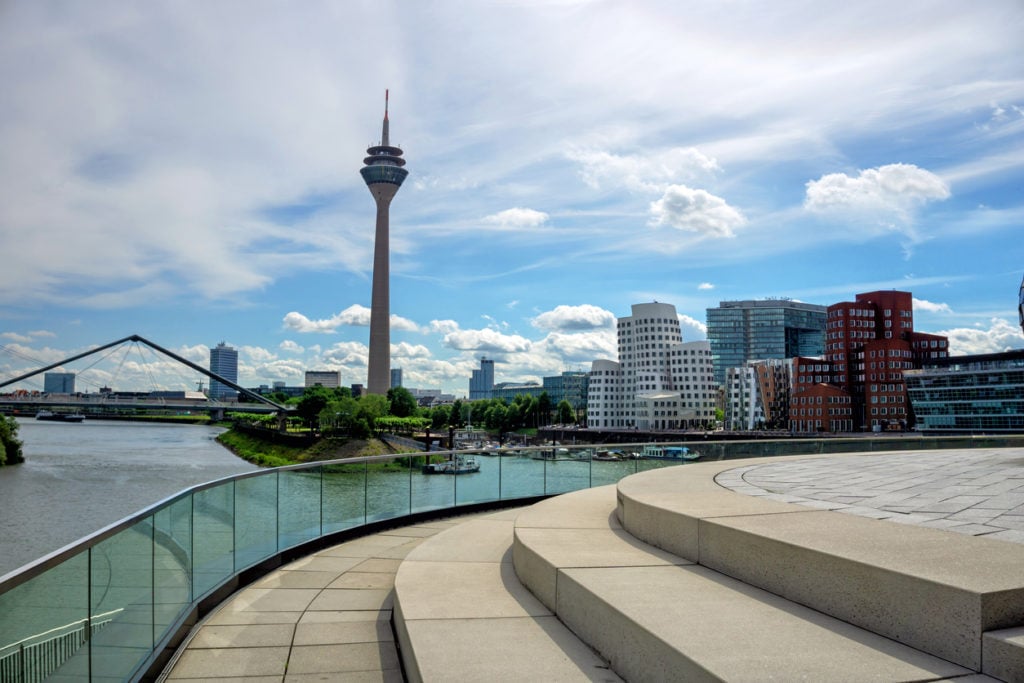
[215,429,398,467]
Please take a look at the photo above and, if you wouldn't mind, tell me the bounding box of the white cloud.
[393,341,432,360]
[321,341,368,367]
[804,164,950,221]
[429,320,461,335]
[481,208,550,229]
[1,333,33,343]
[678,314,708,338]
[569,147,720,193]
[391,315,424,333]
[282,305,370,334]
[940,318,1024,355]
[532,304,616,331]
[649,185,745,238]
[537,330,617,364]
[913,297,953,314]
[279,340,304,354]
[698,283,714,290]
[441,328,532,353]
[240,345,276,363]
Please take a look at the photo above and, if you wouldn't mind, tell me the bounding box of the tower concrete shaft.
[360,91,408,395]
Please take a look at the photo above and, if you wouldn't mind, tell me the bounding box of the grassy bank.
[216,428,399,468]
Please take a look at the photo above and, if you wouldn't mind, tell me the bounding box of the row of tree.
[239,386,581,439]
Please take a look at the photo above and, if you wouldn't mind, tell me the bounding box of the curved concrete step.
[514,484,982,682]
[393,507,621,682]
[615,457,1024,672]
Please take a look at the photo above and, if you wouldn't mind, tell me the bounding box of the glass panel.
[192,482,234,598]
[453,452,500,506]
[0,552,88,681]
[500,450,548,498]
[366,456,412,523]
[322,462,368,534]
[235,475,278,571]
[543,456,592,495]
[89,521,155,681]
[413,453,455,513]
[278,468,322,550]
[153,497,192,644]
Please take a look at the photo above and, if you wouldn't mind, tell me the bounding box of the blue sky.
[1,1,1023,396]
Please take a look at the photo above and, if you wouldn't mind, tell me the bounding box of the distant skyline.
[1,1,1023,396]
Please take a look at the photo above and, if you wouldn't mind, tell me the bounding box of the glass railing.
[1,433,1019,682]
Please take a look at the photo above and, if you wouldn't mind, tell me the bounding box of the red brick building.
[790,290,949,433]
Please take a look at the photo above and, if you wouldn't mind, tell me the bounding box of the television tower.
[360,90,408,394]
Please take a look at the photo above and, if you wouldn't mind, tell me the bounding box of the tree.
[538,391,552,426]
[387,386,418,418]
[357,394,390,433]
[0,416,24,466]
[448,399,464,430]
[556,400,576,425]
[296,386,334,430]
[430,404,451,429]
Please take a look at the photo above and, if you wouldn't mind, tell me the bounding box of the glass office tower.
[706,300,827,386]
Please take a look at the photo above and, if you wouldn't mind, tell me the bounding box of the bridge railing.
[1,434,1020,682]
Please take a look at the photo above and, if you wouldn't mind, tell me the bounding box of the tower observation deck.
[361,91,408,395]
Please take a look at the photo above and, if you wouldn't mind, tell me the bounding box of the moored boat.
[422,454,481,475]
[35,410,85,423]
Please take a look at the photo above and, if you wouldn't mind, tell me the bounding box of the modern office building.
[360,90,409,395]
[905,350,1024,433]
[391,368,403,388]
[43,372,75,394]
[588,302,716,430]
[706,299,827,386]
[209,342,238,401]
[305,371,341,388]
[488,372,590,418]
[724,358,793,431]
[790,290,948,433]
[469,358,495,400]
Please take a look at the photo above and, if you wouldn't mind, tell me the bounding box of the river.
[0,418,258,577]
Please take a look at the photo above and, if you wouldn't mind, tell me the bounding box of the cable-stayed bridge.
[0,334,291,418]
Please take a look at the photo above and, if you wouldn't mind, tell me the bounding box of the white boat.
[422,454,481,475]
[641,445,700,461]
[36,410,85,423]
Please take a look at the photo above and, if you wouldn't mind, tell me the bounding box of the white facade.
[587,302,716,430]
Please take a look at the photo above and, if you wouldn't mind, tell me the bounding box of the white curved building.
[587,302,716,430]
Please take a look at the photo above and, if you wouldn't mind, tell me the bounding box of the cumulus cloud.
[649,185,745,238]
[441,328,532,353]
[804,163,950,223]
[940,318,1024,355]
[481,207,550,229]
[279,340,304,354]
[1,333,33,343]
[532,304,616,331]
[538,330,617,363]
[391,315,424,333]
[569,147,720,193]
[913,297,953,314]
[678,314,707,338]
[393,341,432,359]
[282,305,370,333]
[240,345,276,363]
[322,341,368,367]
[429,319,460,335]
[698,282,714,290]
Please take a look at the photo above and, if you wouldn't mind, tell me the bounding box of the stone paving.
[715,447,1024,544]
[159,512,493,682]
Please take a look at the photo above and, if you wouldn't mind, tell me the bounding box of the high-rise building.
[706,299,827,386]
[43,372,75,394]
[360,90,409,395]
[724,358,793,431]
[391,368,403,389]
[790,290,948,433]
[305,370,341,388]
[587,302,716,430]
[469,358,494,400]
[209,342,238,401]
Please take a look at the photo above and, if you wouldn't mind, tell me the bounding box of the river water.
[0,418,258,577]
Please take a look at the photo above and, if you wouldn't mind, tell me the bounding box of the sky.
[1,1,1023,397]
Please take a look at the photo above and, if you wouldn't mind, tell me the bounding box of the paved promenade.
[717,447,1024,544]
[159,511,502,682]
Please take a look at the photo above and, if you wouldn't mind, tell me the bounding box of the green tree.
[538,391,552,426]
[296,386,334,430]
[357,394,390,433]
[430,404,451,429]
[556,400,575,425]
[448,399,464,429]
[387,386,418,418]
[0,416,24,466]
